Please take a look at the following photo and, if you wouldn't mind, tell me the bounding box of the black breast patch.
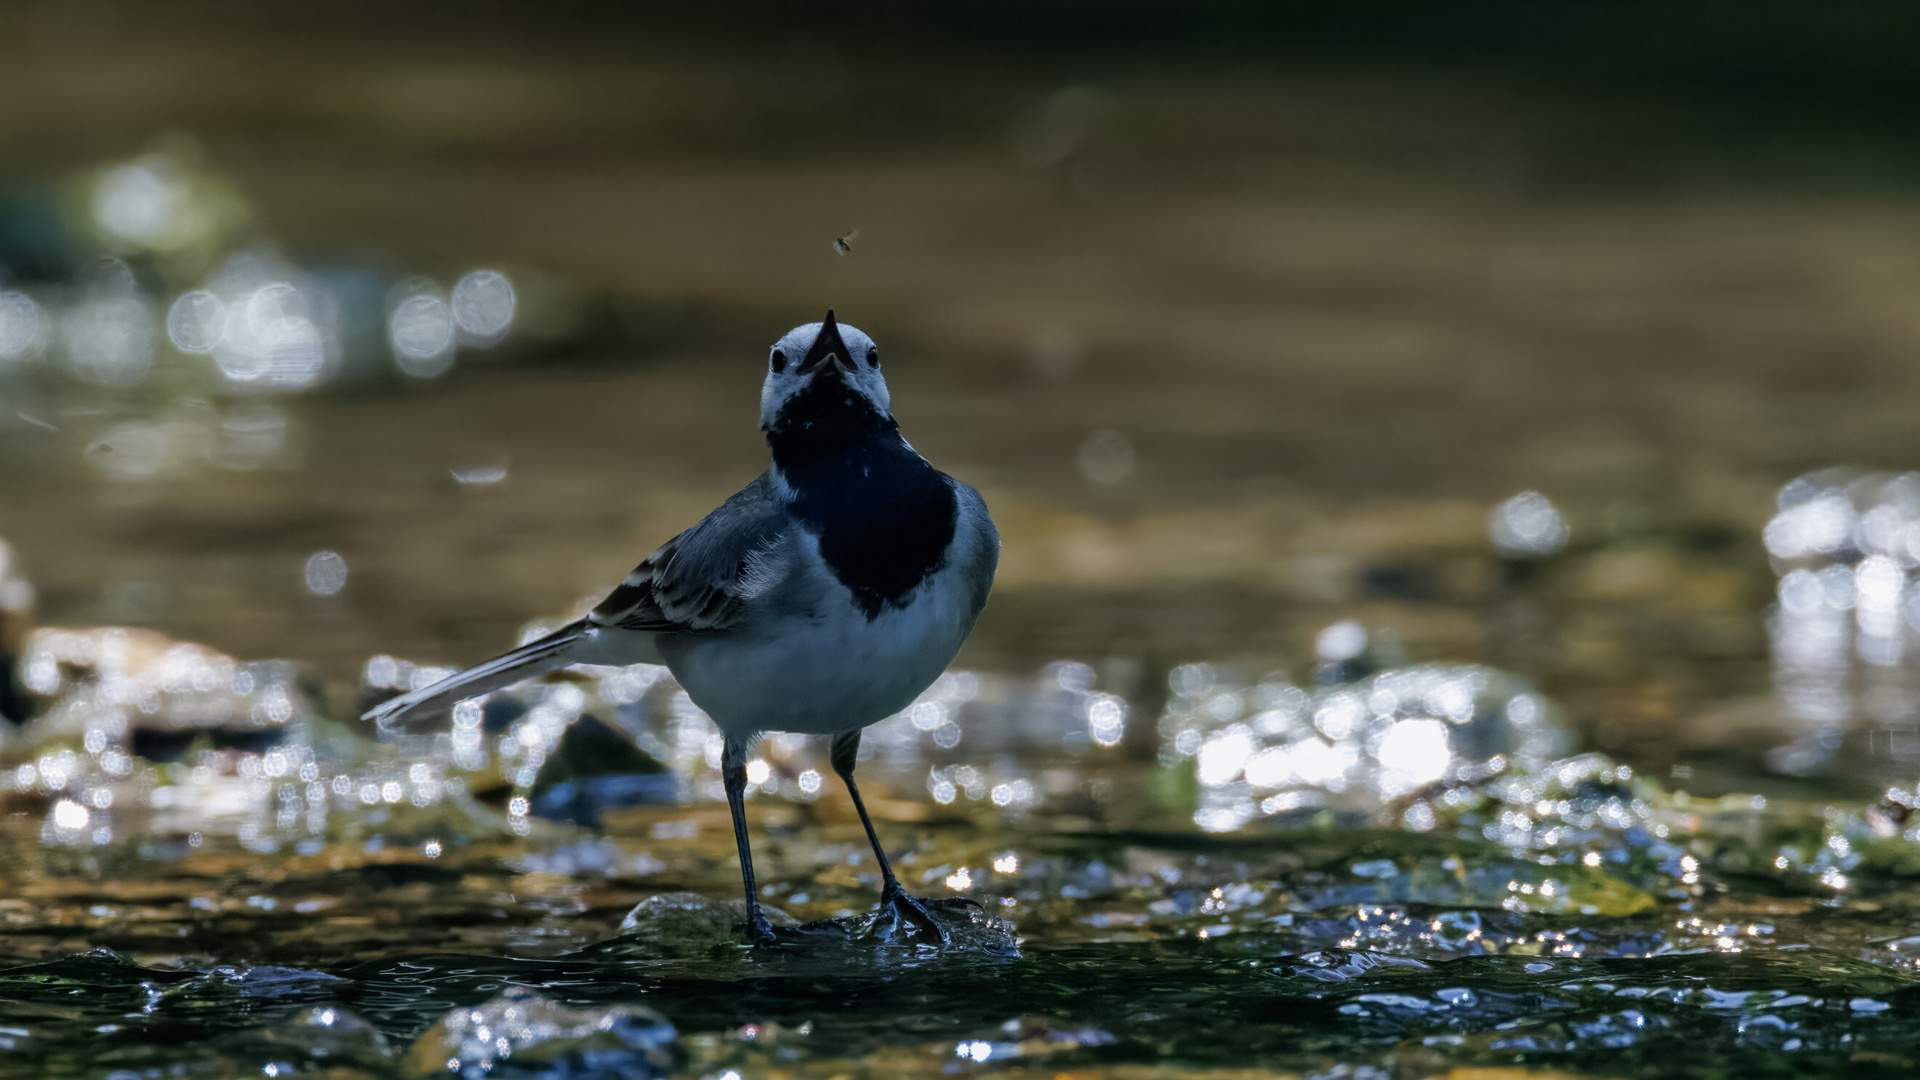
[765,369,961,618]
[765,381,958,618]
[785,441,958,619]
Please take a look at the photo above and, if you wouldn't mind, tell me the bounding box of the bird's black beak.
[798,310,852,375]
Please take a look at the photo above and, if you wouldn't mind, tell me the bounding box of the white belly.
[659,567,974,738]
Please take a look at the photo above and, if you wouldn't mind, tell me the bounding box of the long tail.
[362,619,590,730]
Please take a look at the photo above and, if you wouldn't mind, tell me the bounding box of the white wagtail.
[365,312,1000,944]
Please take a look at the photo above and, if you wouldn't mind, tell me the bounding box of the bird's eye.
[866,349,880,368]
[770,350,787,373]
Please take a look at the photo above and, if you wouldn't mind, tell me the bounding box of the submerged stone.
[606,891,797,955]
[17,627,312,747]
[1277,948,1432,983]
[529,714,675,826]
[599,890,1019,959]
[254,1004,392,1068]
[404,986,675,1079]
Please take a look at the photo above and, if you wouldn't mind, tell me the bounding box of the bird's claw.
[743,909,839,947]
[743,911,794,947]
[877,884,976,945]
[741,892,982,948]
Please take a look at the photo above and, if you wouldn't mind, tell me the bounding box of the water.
[1,787,1919,1078]
[2,634,1920,1078]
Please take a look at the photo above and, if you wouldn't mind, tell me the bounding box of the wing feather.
[589,472,788,633]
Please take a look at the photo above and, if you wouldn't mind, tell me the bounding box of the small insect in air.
[832,229,859,256]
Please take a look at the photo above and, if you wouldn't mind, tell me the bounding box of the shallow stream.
[1,623,1919,1079]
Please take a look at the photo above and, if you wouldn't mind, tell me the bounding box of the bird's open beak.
[797,310,853,376]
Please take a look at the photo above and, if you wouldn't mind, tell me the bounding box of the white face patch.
[760,319,891,429]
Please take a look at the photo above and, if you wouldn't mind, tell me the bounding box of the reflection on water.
[1,148,524,435]
[1167,658,1567,833]
[1764,469,1920,782]
[1490,491,1570,559]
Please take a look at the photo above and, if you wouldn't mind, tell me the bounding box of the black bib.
[766,374,958,619]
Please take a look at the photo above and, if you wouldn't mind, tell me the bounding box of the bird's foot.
[743,909,795,947]
[877,884,980,945]
[742,908,838,947]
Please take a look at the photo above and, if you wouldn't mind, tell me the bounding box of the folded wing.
[589,471,790,634]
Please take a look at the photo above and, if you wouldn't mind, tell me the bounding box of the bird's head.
[759,311,892,436]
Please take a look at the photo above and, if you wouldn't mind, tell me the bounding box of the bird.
[364,312,999,945]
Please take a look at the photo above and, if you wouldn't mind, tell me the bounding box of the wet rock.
[360,652,702,843]
[255,1004,392,1068]
[155,964,347,1017]
[1277,949,1431,983]
[603,891,1019,958]
[5,628,323,847]
[231,964,348,999]
[1,628,500,852]
[405,986,675,1080]
[16,626,316,756]
[529,714,675,826]
[604,891,797,956]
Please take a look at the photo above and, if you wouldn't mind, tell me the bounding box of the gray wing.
[589,472,789,633]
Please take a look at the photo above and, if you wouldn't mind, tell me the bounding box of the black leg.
[723,740,781,944]
[831,730,905,892]
[831,730,966,943]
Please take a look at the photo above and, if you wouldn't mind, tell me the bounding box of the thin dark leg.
[831,730,904,891]
[831,729,964,942]
[723,741,779,944]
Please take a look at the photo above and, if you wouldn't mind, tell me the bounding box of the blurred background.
[7,0,1920,800]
